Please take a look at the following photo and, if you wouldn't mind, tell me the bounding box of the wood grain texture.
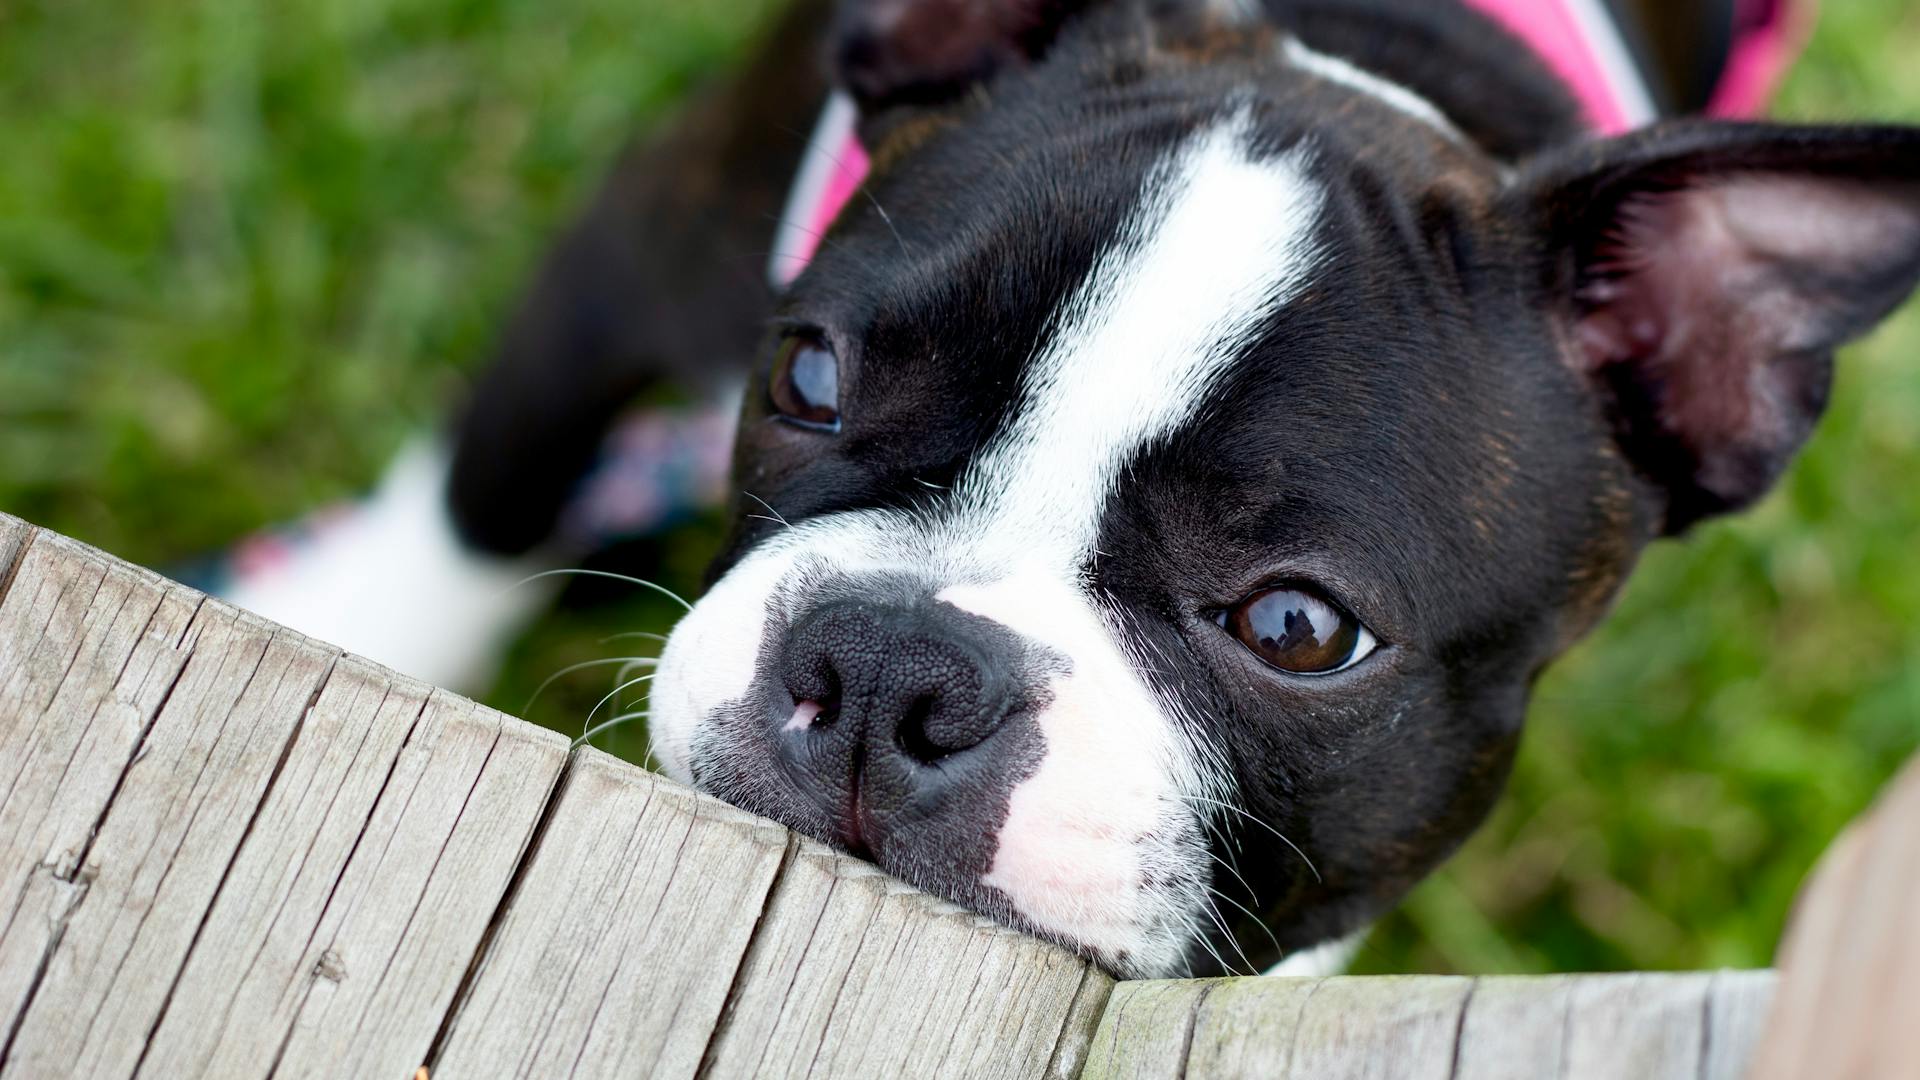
[1084,972,1774,1080]
[2,595,336,1079]
[1082,980,1217,1080]
[433,749,792,1080]
[0,513,1828,1080]
[0,527,204,1046]
[1558,973,1713,1080]
[138,661,567,1080]
[1044,965,1118,1080]
[1750,752,1920,1080]
[698,838,1105,1080]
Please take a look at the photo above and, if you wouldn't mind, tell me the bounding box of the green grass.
[4,0,1918,976]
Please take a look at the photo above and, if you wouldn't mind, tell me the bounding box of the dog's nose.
[775,599,1028,856]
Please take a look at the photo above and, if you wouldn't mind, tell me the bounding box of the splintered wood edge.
[0,513,32,601]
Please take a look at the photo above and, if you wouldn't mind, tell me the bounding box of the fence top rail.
[0,510,1908,1079]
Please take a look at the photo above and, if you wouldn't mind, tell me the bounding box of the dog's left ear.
[831,0,1091,108]
[1511,123,1920,532]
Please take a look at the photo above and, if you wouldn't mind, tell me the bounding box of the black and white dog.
[230,0,1920,978]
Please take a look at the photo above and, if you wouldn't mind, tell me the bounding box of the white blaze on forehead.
[953,110,1326,567]
[937,113,1325,967]
[1282,37,1466,144]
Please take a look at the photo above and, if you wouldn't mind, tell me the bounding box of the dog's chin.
[659,739,1214,980]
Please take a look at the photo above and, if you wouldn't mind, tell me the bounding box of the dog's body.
[228,0,1920,978]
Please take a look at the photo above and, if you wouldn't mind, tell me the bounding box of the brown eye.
[1223,586,1377,675]
[769,333,840,430]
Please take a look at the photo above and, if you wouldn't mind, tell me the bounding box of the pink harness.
[768,0,1808,289]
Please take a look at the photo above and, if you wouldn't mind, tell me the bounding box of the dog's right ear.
[1508,123,1920,533]
[831,0,1092,108]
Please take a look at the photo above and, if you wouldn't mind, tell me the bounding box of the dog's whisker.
[1178,794,1321,883]
[759,212,854,261]
[523,657,654,714]
[768,124,909,263]
[613,656,658,676]
[1201,886,1264,975]
[1191,797,1245,859]
[860,188,909,261]
[742,491,792,529]
[1192,893,1248,975]
[597,630,671,646]
[1203,847,1260,909]
[582,674,657,739]
[503,569,693,612]
[574,709,650,750]
[1205,876,1285,967]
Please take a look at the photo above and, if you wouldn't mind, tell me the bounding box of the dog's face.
[650,3,1920,977]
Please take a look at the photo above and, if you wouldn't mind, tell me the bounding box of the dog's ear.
[831,0,1092,108]
[1511,123,1920,533]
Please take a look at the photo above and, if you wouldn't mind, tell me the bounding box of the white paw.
[1264,929,1366,977]
[223,442,555,693]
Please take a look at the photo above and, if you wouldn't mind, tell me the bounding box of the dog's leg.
[448,0,832,558]
[224,2,831,691]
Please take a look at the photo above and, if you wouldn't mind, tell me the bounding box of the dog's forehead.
[791,96,1340,472]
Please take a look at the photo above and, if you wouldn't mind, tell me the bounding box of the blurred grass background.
[1,0,1916,975]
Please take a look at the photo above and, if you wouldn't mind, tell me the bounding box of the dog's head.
[651,0,1920,977]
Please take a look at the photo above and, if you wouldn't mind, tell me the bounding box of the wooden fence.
[0,510,1910,1078]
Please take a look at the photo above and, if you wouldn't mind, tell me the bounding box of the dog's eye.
[769,333,840,430]
[1222,586,1377,675]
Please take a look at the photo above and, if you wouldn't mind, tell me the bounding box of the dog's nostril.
[895,694,950,764]
[783,699,828,733]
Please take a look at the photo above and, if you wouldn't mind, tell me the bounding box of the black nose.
[775,599,1032,858]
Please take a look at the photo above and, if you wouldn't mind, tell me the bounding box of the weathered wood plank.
[1082,979,1227,1080]
[0,514,29,592]
[1451,974,1579,1080]
[1702,970,1772,1080]
[1043,965,1117,1080]
[134,658,566,1080]
[698,838,1106,1080]
[1183,976,1321,1079]
[1084,973,1774,1080]
[1557,973,1711,1080]
[1,594,336,1078]
[0,529,204,1045]
[0,513,1808,1080]
[1289,975,1472,1080]
[1751,753,1920,1080]
[433,749,790,1080]
[264,691,566,1079]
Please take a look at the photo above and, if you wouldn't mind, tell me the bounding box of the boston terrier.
[226,0,1920,978]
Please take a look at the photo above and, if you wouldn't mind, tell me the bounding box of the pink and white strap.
[768,92,871,288]
[1462,0,1658,134]
[767,2,1809,285]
